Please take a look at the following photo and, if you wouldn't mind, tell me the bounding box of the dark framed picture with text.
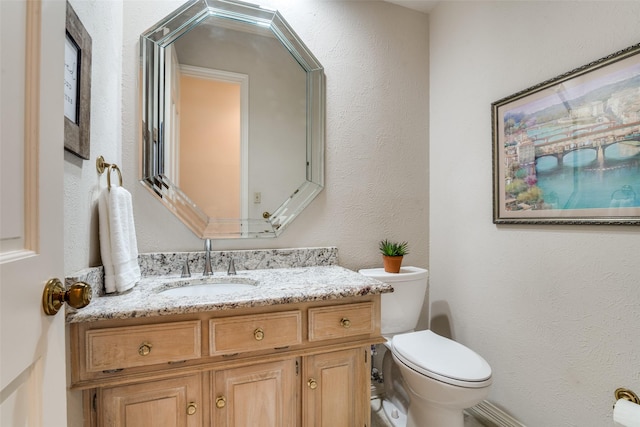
[64,1,91,160]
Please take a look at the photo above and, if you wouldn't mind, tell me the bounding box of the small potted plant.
[379,239,409,273]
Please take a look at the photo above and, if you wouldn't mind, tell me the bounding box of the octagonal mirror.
[140,0,324,238]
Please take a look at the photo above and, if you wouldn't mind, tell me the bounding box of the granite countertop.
[66,265,392,323]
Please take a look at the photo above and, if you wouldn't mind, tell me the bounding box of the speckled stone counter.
[65,248,391,324]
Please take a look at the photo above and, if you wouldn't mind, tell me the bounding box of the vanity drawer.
[308,302,375,341]
[209,311,302,356]
[85,321,201,372]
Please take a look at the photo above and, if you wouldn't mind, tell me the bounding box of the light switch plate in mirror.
[140,0,325,238]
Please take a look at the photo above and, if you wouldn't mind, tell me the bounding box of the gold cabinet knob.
[138,342,153,356]
[215,396,226,409]
[254,327,265,341]
[340,318,351,328]
[186,402,197,415]
[307,378,318,390]
[42,278,92,316]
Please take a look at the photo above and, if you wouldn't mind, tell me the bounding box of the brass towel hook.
[96,155,123,190]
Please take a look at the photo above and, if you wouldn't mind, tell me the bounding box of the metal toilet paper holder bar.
[615,388,640,407]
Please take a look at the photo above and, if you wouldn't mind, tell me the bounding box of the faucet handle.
[227,259,237,276]
[203,239,213,276]
[181,257,191,278]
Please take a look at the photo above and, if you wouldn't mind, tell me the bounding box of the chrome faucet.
[227,258,237,276]
[203,239,213,276]
[181,256,191,278]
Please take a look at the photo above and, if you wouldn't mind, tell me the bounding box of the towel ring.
[96,156,123,190]
[107,164,123,190]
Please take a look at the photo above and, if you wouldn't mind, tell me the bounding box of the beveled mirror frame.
[140,0,325,238]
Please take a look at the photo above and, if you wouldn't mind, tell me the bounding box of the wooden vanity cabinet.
[99,374,202,427]
[303,348,370,427]
[70,297,381,427]
[213,359,298,427]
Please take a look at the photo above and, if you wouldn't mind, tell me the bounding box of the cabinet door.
[213,359,298,427]
[100,374,202,427]
[303,347,370,427]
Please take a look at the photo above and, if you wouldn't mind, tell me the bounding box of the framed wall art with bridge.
[492,42,640,225]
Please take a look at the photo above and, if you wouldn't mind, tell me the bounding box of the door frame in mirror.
[140,0,325,238]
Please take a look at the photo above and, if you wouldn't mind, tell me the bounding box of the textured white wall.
[64,0,123,273]
[120,0,429,272]
[64,1,429,274]
[429,2,640,425]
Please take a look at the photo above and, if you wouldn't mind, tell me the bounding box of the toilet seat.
[391,330,492,388]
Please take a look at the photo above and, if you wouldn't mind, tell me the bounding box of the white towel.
[98,186,141,293]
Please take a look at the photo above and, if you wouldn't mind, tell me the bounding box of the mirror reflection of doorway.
[178,66,248,221]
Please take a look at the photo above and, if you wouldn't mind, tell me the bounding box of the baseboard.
[466,400,526,427]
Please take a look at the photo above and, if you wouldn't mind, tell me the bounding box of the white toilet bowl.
[390,330,492,427]
[359,267,492,427]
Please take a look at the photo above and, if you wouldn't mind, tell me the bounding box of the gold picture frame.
[492,43,640,225]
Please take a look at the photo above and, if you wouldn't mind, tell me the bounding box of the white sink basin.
[159,277,257,297]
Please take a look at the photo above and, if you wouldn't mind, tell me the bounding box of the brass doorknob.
[307,378,318,390]
[215,396,226,409]
[42,278,91,315]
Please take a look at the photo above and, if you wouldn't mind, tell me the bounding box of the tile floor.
[370,397,489,427]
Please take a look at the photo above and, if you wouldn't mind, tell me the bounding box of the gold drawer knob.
[186,402,197,415]
[340,318,351,328]
[138,342,153,356]
[254,327,265,341]
[215,396,226,409]
[307,378,318,390]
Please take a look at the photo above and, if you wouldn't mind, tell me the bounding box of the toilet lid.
[392,330,492,388]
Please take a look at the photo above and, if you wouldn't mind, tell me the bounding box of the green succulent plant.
[378,240,409,257]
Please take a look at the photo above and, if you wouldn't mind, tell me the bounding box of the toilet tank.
[359,267,428,335]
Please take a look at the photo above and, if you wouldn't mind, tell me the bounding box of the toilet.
[359,267,492,427]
